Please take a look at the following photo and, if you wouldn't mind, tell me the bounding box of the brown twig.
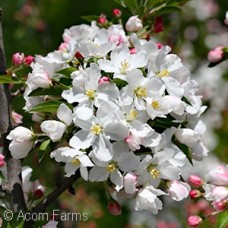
[0,7,27,212]
[24,170,80,227]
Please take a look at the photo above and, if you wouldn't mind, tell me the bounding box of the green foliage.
[29,100,63,113]
[216,210,228,228]
[28,87,63,97]
[0,75,25,84]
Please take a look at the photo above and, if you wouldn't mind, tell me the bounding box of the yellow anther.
[72,158,81,165]
[148,165,160,178]
[86,89,96,99]
[126,109,138,122]
[91,124,102,135]
[134,86,147,98]
[106,161,117,173]
[119,60,130,74]
[151,100,160,109]
[157,69,169,77]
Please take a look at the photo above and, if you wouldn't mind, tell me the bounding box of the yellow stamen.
[157,69,169,77]
[148,165,160,178]
[72,158,81,165]
[126,109,138,122]
[134,86,147,98]
[119,60,130,74]
[151,100,160,109]
[91,124,102,135]
[106,161,117,173]
[86,89,96,99]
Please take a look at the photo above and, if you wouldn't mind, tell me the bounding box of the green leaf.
[28,87,63,96]
[38,139,51,162]
[0,75,25,84]
[216,210,228,228]
[39,139,51,151]
[81,15,99,22]
[14,65,32,77]
[124,0,138,13]
[172,136,193,165]
[30,100,62,113]
[57,67,77,77]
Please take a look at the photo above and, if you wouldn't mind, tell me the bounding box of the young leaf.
[30,100,63,113]
[28,87,63,97]
[57,67,77,77]
[0,75,25,84]
[216,210,228,228]
[39,139,51,151]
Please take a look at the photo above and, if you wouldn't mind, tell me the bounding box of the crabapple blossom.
[188,175,204,187]
[40,120,66,142]
[7,126,34,159]
[134,185,166,214]
[125,16,143,32]
[11,18,210,216]
[205,165,228,185]
[168,180,190,201]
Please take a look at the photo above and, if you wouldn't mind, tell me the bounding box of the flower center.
[147,165,160,178]
[71,158,81,165]
[86,89,96,100]
[106,161,117,173]
[151,100,160,109]
[134,86,147,98]
[157,69,169,77]
[126,109,138,122]
[119,60,130,74]
[91,124,102,135]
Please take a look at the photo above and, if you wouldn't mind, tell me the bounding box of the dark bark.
[0,8,27,212]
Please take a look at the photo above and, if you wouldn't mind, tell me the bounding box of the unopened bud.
[108,201,122,216]
[188,175,203,187]
[97,16,108,25]
[12,52,25,65]
[24,55,34,65]
[112,8,122,18]
[187,215,203,227]
[189,190,202,199]
[0,154,5,167]
[98,76,110,85]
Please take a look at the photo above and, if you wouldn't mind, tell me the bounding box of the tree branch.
[24,170,81,227]
[0,8,27,212]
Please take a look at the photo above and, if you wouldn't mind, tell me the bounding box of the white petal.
[57,103,72,126]
[110,170,123,192]
[69,130,94,149]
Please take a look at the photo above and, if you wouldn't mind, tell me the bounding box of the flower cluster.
[7,19,208,214]
[187,165,228,227]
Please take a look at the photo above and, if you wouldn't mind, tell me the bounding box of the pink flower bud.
[187,215,203,227]
[112,8,122,18]
[212,201,227,211]
[156,43,163,49]
[207,46,224,63]
[12,52,25,65]
[130,48,137,54]
[75,51,84,60]
[154,17,164,33]
[0,154,5,167]
[24,55,34,65]
[189,190,201,199]
[98,76,110,85]
[188,175,203,187]
[34,188,44,198]
[97,16,108,25]
[107,201,122,216]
